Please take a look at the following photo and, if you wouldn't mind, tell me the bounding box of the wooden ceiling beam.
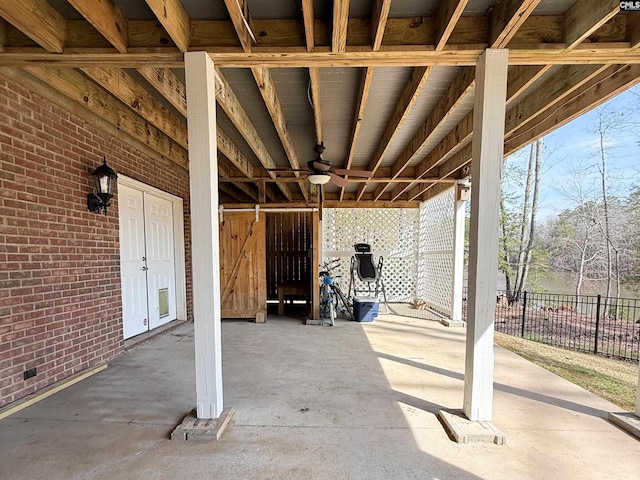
[223,0,252,52]
[1,15,634,51]
[419,182,455,203]
[382,67,475,201]
[505,64,640,154]
[215,68,293,202]
[358,0,470,202]
[504,64,610,135]
[434,0,469,50]
[67,0,128,53]
[144,0,191,53]
[251,66,307,201]
[220,177,455,184]
[564,0,620,48]
[302,0,323,145]
[354,66,433,201]
[3,45,640,68]
[24,66,188,168]
[490,0,542,48]
[332,0,350,53]
[81,66,188,148]
[137,67,187,116]
[371,0,391,51]
[339,67,374,201]
[0,0,66,53]
[628,12,640,48]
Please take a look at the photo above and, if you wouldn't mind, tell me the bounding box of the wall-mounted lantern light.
[87,157,117,216]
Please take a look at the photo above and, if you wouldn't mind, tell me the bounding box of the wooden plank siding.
[265,212,312,302]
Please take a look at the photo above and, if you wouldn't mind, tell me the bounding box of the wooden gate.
[219,211,267,322]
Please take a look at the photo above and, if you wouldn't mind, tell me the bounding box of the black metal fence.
[463,289,640,362]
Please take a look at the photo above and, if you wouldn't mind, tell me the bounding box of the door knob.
[142,266,148,271]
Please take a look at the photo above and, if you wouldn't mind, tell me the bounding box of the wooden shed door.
[219,212,267,321]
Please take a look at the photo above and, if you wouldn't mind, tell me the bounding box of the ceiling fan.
[268,143,373,187]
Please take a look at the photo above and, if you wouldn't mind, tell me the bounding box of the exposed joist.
[355,66,433,201]
[220,177,455,184]
[505,64,640,153]
[332,0,350,53]
[504,64,609,135]
[144,0,191,53]
[215,68,293,201]
[223,0,252,52]
[302,0,314,49]
[3,46,640,68]
[24,66,188,168]
[382,67,476,201]
[420,182,455,203]
[339,66,374,200]
[629,12,640,48]
[564,0,619,48]
[490,0,542,48]
[216,127,255,180]
[302,0,323,144]
[0,0,66,53]
[68,0,128,53]
[251,66,307,201]
[371,0,391,51]
[81,66,188,148]
[137,67,187,116]
[434,0,469,50]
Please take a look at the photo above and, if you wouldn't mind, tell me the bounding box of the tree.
[499,139,543,302]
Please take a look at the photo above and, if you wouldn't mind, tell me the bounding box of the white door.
[144,194,176,330]
[119,184,176,339]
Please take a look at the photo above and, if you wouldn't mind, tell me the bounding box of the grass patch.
[495,332,638,412]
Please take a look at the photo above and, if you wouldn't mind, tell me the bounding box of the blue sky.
[506,85,640,220]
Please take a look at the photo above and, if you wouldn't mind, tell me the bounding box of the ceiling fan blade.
[329,172,348,187]
[312,161,331,172]
[332,168,373,177]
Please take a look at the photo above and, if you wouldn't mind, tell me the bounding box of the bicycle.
[319,259,354,326]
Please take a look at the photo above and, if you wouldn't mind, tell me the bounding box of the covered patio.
[0,314,637,479]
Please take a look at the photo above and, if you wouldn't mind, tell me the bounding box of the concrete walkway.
[0,314,638,479]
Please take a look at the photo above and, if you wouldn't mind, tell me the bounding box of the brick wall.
[0,73,192,408]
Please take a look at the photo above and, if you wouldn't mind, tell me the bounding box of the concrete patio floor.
[0,313,638,479]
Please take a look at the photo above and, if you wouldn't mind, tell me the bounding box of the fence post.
[594,294,601,355]
[521,291,528,338]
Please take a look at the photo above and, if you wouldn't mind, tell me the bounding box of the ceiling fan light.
[308,173,330,185]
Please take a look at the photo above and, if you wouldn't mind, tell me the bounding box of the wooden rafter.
[564,0,620,48]
[339,67,374,201]
[505,64,640,153]
[137,67,187,116]
[355,0,469,202]
[371,0,391,51]
[0,0,66,53]
[215,68,293,202]
[251,66,307,201]
[81,66,188,148]
[332,0,350,53]
[223,0,252,52]
[381,67,475,201]
[144,0,191,53]
[629,12,640,48]
[435,0,469,51]
[24,66,188,168]
[490,0,542,48]
[67,0,128,53]
[302,0,322,145]
[407,1,631,202]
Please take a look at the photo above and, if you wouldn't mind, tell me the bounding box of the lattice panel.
[417,188,456,315]
[322,208,419,302]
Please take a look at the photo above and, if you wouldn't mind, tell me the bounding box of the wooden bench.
[278,284,309,316]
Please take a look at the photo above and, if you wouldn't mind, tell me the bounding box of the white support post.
[451,185,467,323]
[463,49,508,422]
[185,51,224,419]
